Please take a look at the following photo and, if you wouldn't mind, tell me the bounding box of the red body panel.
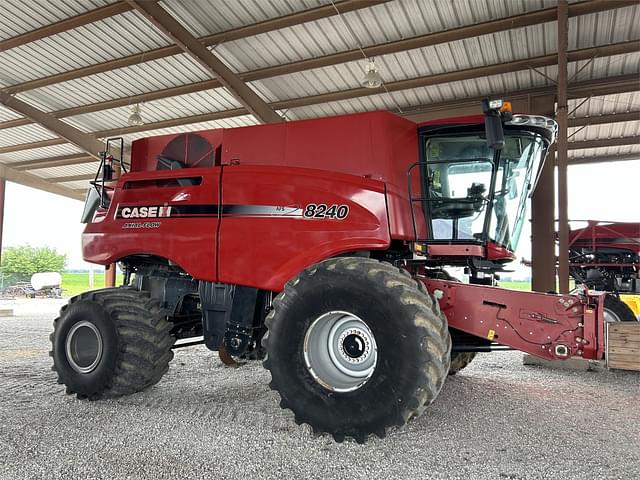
[83,167,221,281]
[218,166,389,291]
[486,241,517,261]
[220,112,420,240]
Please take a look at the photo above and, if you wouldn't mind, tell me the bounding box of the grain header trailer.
[568,220,640,321]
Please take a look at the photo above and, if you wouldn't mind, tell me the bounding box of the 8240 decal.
[303,204,349,219]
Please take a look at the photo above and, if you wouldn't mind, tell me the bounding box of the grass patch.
[497,281,531,291]
[61,272,124,297]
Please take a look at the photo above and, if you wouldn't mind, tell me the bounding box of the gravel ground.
[0,299,638,480]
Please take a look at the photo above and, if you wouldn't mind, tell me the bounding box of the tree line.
[1,245,66,285]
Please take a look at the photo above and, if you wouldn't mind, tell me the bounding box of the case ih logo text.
[118,205,172,219]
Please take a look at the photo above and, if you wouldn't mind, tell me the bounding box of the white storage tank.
[30,272,62,291]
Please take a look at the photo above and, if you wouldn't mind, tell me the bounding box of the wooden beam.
[3,0,383,95]
[49,173,95,183]
[10,153,95,171]
[0,91,103,158]
[126,0,281,124]
[0,163,84,200]
[568,135,640,150]
[0,2,132,52]
[1,1,636,129]
[569,111,640,127]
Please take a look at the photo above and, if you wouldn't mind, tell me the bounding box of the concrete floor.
[0,299,639,480]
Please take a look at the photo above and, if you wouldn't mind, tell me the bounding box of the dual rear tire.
[50,288,174,399]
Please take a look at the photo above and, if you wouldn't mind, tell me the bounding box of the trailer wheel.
[604,294,637,322]
[262,258,451,443]
[50,287,174,399]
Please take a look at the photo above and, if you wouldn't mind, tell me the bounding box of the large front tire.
[262,258,451,443]
[50,288,174,399]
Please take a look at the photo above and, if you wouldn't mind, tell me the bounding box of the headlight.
[506,115,558,143]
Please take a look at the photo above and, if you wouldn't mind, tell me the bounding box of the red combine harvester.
[52,100,605,442]
[568,221,640,321]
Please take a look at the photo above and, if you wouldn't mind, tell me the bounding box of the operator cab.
[412,100,557,274]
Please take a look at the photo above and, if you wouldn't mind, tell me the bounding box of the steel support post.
[529,95,557,293]
[557,0,570,294]
[105,264,116,288]
[0,178,5,265]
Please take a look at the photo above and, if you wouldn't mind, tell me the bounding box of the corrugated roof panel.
[161,0,329,39]
[219,0,560,75]
[569,121,640,142]
[572,5,640,48]
[0,143,81,163]
[30,162,98,178]
[572,52,640,82]
[570,144,640,159]
[0,0,111,41]
[0,10,172,86]
[0,105,23,122]
[18,53,212,112]
[61,86,245,134]
[0,123,58,148]
[568,92,640,117]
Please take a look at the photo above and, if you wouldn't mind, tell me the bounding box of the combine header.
[51,100,607,442]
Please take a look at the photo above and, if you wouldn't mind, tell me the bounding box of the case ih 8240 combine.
[51,101,606,442]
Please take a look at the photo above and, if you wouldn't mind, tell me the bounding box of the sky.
[2,159,639,274]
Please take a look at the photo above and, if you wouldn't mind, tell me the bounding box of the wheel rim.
[603,307,622,323]
[303,311,377,392]
[65,321,103,374]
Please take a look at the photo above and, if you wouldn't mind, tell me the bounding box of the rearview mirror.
[482,99,505,150]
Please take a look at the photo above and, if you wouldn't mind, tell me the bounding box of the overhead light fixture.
[361,59,383,89]
[127,104,144,126]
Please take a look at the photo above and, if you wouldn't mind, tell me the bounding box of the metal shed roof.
[0,0,638,200]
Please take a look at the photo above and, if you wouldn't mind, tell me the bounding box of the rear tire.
[604,294,637,322]
[50,287,174,399]
[262,258,451,443]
